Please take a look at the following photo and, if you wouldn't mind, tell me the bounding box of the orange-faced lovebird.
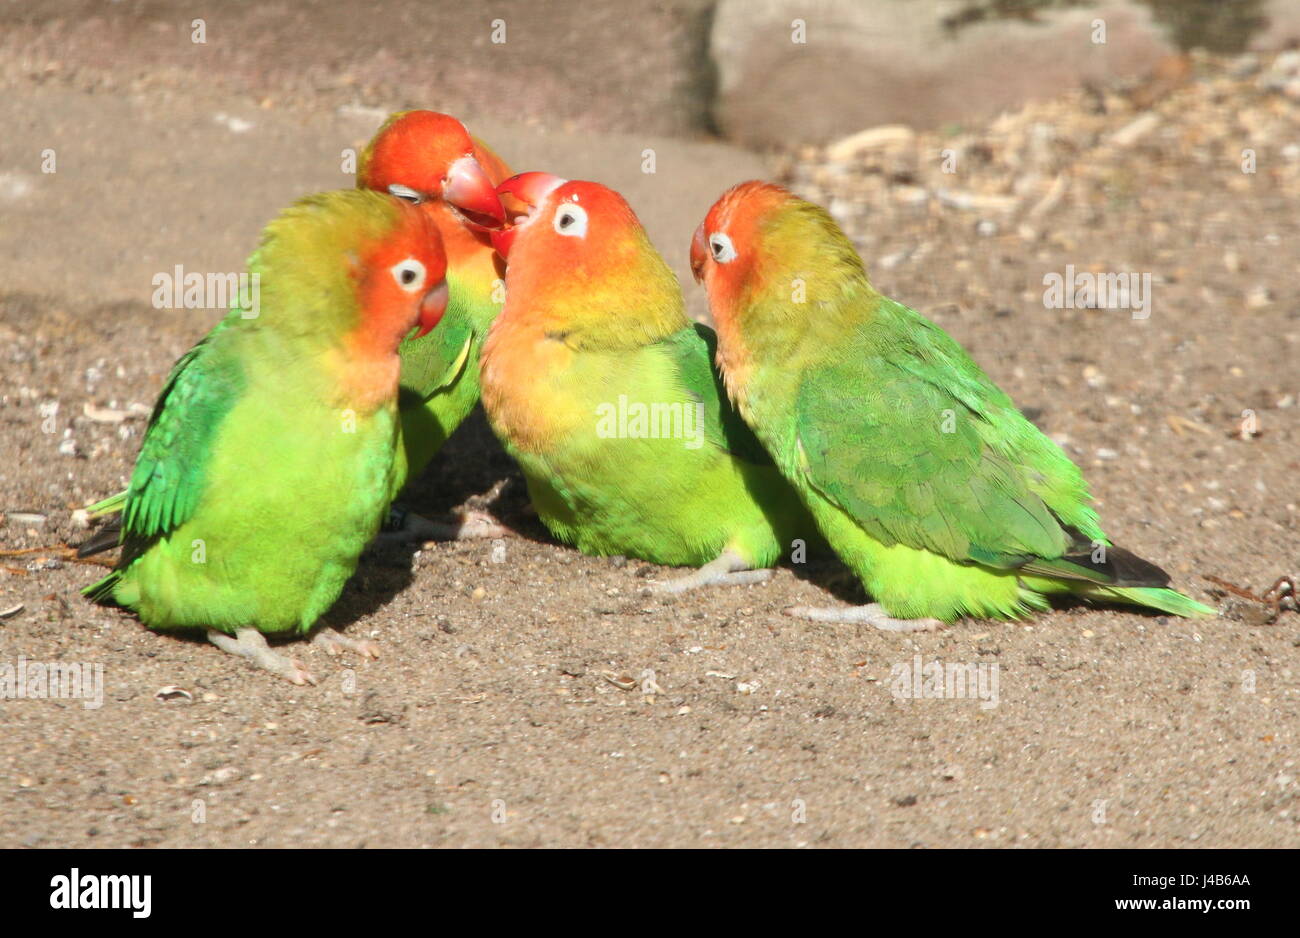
[692,181,1214,630]
[84,190,449,682]
[79,112,505,558]
[479,173,816,592]
[357,110,513,537]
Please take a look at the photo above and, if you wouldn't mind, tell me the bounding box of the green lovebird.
[356,110,513,536]
[691,181,1215,630]
[83,190,450,682]
[479,173,816,592]
[79,112,507,550]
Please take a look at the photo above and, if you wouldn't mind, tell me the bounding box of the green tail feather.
[81,489,130,600]
[1022,540,1215,618]
[84,490,127,517]
[1074,584,1217,618]
[82,569,122,604]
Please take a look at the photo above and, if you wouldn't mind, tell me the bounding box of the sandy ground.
[1,5,1298,848]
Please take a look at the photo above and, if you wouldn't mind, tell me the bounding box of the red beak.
[443,156,505,227]
[496,171,568,206]
[490,172,568,260]
[489,225,517,260]
[690,222,708,283]
[415,279,449,338]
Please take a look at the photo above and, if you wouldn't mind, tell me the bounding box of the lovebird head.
[487,173,684,347]
[254,190,449,357]
[692,180,870,338]
[357,110,508,263]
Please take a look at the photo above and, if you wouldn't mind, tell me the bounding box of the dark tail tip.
[76,519,122,559]
[1060,525,1171,587]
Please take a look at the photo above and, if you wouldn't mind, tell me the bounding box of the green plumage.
[84,190,413,636]
[711,189,1213,621]
[480,220,815,572]
[390,270,490,497]
[514,325,809,568]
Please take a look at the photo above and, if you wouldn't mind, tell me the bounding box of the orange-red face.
[355,202,449,345]
[358,110,505,230]
[690,180,793,311]
[489,173,641,274]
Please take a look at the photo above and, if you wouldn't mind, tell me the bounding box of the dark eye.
[553,203,588,237]
[390,258,427,292]
[387,183,423,205]
[709,232,736,263]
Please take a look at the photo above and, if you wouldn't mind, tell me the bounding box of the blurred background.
[4,0,1298,312]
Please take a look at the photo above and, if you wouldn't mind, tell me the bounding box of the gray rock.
[1249,1,1300,52]
[710,0,1177,147]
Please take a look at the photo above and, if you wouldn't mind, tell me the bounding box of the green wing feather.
[659,322,774,467]
[84,490,127,517]
[397,275,479,401]
[84,319,245,599]
[390,281,483,496]
[793,297,1094,570]
[122,321,245,538]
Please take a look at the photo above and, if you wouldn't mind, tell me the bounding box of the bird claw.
[311,626,380,659]
[644,550,771,595]
[286,659,318,686]
[647,568,773,595]
[206,628,319,685]
[783,603,943,632]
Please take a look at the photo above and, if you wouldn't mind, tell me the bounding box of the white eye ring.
[390,258,427,293]
[388,183,423,205]
[709,232,737,264]
[553,203,588,238]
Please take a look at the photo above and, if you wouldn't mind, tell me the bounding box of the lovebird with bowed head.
[356,110,513,536]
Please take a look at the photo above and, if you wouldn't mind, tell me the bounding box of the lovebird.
[83,190,449,683]
[690,180,1215,630]
[77,112,508,549]
[479,173,815,591]
[356,110,513,536]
